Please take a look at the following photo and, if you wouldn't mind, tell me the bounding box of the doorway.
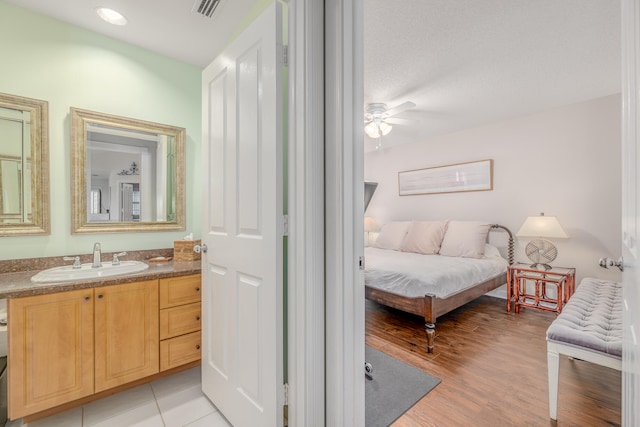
[358,0,622,424]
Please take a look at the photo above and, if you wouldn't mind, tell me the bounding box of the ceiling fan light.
[364,122,381,138]
[379,122,392,136]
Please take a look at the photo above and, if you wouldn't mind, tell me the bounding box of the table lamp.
[364,217,380,246]
[516,213,568,270]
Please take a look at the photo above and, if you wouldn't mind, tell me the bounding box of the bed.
[364,221,514,353]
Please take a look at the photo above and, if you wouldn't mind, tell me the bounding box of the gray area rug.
[365,346,441,427]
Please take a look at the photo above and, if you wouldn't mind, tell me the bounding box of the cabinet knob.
[196,316,201,321]
[195,287,200,292]
[196,344,201,350]
[85,296,91,301]
[98,294,103,299]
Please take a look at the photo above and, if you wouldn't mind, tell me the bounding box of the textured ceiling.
[364,0,621,151]
[5,0,621,152]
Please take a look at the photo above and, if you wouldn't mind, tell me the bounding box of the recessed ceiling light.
[96,8,128,26]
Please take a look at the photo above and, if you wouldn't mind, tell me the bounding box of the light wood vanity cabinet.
[159,274,202,371]
[8,274,201,419]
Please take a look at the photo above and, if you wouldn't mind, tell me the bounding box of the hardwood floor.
[365,296,621,427]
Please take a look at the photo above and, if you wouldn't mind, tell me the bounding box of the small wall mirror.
[0,93,50,236]
[70,108,186,234]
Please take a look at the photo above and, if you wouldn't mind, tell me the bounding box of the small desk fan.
[517,213,568,270]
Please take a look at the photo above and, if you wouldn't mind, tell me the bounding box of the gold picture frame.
[398,159,493,196]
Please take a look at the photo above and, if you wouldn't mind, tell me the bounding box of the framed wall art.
[398,159,493,196]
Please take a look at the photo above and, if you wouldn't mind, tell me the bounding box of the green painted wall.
[0,1,202,260]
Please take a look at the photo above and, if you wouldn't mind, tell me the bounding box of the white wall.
[365,94,622,287]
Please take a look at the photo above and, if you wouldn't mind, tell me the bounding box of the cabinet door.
[8,289,94,419]
[94,280,159,392]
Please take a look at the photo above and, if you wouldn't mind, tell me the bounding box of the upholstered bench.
[546,277,622,420]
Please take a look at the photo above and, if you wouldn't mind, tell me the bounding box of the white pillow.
[373,221,412,251]
[439,221,491,259]
[483,243,502,259]
[401,221,448,255]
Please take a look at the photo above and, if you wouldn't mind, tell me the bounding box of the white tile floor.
[4,367,232,427]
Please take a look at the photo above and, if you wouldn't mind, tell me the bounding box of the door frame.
[621,0,640,424]
[323,0,365,425]
[288,0,363,423]
[287,0,329,425]
[287,0,364,426]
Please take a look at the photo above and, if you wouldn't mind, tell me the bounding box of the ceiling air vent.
[192,0,221,18]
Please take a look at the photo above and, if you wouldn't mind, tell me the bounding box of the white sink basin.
[31,261,149,283]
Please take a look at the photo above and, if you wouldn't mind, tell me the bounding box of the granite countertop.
[0,248,202,299]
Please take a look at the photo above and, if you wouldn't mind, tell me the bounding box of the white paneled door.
[622,0,640,425]
[201,3,285,426]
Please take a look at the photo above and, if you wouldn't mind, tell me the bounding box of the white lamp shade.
[364,217,380,232]
[517,214,568,238]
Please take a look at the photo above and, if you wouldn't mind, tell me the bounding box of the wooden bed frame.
[364,224,514,353]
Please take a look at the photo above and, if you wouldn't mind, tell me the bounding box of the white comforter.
[364,246,508,299]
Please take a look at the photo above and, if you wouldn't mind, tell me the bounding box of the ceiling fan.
[364,101,416,139]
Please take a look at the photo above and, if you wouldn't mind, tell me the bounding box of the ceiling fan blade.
[385,101,416,117]
[385,117,416,125]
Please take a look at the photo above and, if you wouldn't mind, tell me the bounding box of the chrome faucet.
[63,256,82,269]
[112,252,127,265]
[92,243,102,268]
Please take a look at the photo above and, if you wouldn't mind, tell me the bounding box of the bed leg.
[425,322,436,353]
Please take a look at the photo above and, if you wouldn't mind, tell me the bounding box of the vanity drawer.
[160,331,201,371]
[159,274,201,308]
[160,303,201,340]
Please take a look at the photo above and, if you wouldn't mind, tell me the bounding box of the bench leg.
[547,347,560,420]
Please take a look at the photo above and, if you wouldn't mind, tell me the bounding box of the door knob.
[599,257,624,272]
[193,244,207,254]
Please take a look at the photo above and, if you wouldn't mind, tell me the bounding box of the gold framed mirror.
[70,108,186,234]
[0,92,50,236]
